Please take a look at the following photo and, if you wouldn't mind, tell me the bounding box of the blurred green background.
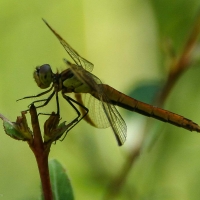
[1,0,200,199]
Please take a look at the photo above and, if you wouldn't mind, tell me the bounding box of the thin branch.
[158,10,200,105]
[28,104,53,200]
[104,9,200,199]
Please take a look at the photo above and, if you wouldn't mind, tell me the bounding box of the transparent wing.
[43,19,94,72]
[100,96,127,145]
[71,65,127,145]
[75,93,126,145]
[75,93,111,128]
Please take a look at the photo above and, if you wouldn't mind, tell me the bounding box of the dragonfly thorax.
[34,64,53,89]
[62,68,91,93]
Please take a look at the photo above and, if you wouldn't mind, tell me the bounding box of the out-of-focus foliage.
[1,1,200,200]
[0,112,32,141]
[40,159,74,200]
[128,80,163,104]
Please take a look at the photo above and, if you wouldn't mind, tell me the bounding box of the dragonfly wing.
[71,65,127,145]
[75,93,111,128]
[59,39,94,72]
[69,64,101,88]
[43,19,94,72]
[75,93,126,145]
[101,98,127,146]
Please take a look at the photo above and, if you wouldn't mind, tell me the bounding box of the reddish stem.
[104,10,200,199]
[28,105,53,200]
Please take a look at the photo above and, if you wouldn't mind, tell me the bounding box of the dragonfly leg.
[28,91,55,109]
[20,91,55,112]
[55,91,60,115]
[17,85,54,101]
[37,91,60,116]
[17,85,55,111]
[60,93,89,140]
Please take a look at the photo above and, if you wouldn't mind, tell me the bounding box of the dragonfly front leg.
[17,85,55,111]
[26,91,56,111]
[61,93,88,139]
[17,85,54,101]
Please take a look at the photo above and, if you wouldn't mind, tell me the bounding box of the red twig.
[28,104,53,200]
[104,9,200,199]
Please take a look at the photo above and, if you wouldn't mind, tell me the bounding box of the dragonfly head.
[34,64,53,89]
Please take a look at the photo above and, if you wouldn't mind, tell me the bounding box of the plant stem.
[104,9,200,200]
[28,104,53,200]
[158,10,200,105]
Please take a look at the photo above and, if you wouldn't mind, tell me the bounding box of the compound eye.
[34,64,53,89]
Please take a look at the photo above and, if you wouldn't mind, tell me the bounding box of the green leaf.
[128,80,163,104]
[0,113,32,141]
[48,159,74,200]
[150,0,200,52]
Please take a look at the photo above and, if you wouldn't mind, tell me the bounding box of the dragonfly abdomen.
[103,84,200,133]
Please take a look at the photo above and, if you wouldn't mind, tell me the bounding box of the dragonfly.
[19,19,200,146]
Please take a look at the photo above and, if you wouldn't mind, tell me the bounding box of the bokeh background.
[1,1,200,199]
